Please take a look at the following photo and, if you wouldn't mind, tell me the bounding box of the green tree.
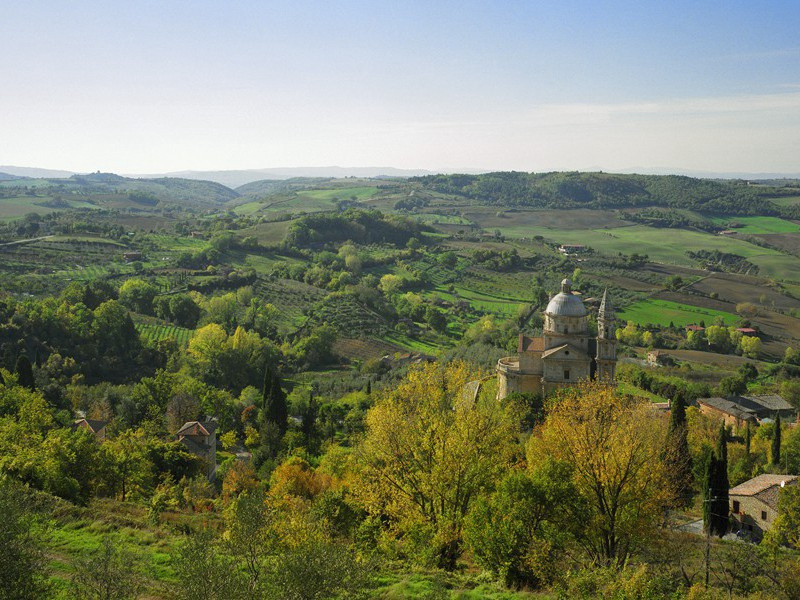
[70,537,144,600]
[224,488,278,593]
[704,424,729,538]
[15,355,35,391]
[665,394,693,505]
[355,361,519,569]
[530,384,672,567]
[170,531,251,600]
[118,278,158,314]
[766,484,800,548]
[773,414,782,466]
[464,461,576,588]
[0,479,50,599]
[261,367,288,435]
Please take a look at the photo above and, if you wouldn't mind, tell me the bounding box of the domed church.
[497,279,617,398]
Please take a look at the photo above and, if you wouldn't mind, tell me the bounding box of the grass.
[298,186,378,202]
[707,215,800,234]
[618,298,738,327]
[414,214,474,226]
[770,196,800,207]
[491,222,800,282]
[617,381,669,403]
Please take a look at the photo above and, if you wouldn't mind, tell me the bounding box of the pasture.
[707,215,800,234]
[618,298,738,327]
[0,195,97,219]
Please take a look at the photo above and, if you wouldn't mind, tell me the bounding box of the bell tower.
[595,289,617,382]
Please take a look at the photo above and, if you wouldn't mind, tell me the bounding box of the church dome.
[545,279,587,317]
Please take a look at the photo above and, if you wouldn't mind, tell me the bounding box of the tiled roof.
[74,418,108,433]
[697,397,757,421]
[730,475,798,507]
[541,343,588,360]
[176,421,210,437]
[518,335,544,353]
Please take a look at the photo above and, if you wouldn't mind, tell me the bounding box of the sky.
[1,0,799,175]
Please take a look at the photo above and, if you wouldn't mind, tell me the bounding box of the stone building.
[176,420,217,481]
[497,279,616,399]
[730,474,798,540]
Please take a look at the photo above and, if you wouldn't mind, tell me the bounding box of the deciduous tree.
[355,361,519,569]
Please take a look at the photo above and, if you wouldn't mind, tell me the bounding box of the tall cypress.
[301,390,318,450]
[745,421,751,455]
[15,355,35,391]
[708,423,730,538]
[666,394,693,505]
[261,366,288,435]
[773,415,782,466]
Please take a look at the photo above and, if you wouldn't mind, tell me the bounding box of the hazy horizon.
[2,1,798,174]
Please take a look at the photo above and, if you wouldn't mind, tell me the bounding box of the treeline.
[283,209,429,248]
[412,171,794,215]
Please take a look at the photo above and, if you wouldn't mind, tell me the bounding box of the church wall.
[519,349,543,373]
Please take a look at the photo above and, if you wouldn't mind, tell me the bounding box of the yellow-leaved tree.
[528,383,672,568]
[354,360,520,569]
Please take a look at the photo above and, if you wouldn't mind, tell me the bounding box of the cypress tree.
[301,390,318,451]
[261,367,288,435]
[707,423,730,538]
[666,394,693,505]
[15,355,35,391]
[702,451,713,531]
[773,415,782,466]
[745,420,751,455]
[365,379,371,396]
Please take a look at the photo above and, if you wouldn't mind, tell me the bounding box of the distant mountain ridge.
[0,165,75,179]
[127,166,484,187]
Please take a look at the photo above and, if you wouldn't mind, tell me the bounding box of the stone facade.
[729,474,798,540]
[497,280,616,399]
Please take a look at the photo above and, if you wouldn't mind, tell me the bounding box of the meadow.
[707,215,800,234]
[618,298,738,327]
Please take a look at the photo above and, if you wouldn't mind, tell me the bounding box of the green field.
[298,186,377,202]
[414,213,473,226]
[771,196,800,207]
[135,322,195,345]
[0,196,98,219]
[492,222,800,282]
[707,215,800,234]
[618,298,738,327]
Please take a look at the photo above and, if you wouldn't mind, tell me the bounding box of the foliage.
[70,536,144,600]
[529,383,672,567]
[464,461,575,588]
[0,478,50,599]
[355,361,519,569]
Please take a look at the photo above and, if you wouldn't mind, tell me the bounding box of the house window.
[762,511,767,520]
[732,501,740,513]
[564,369,570,380]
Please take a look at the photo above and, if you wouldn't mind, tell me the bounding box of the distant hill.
[0,166,75,179]
[0,172,23,181]
[235,177,341,198]
[413,171,800,216]
[129,166,458,187]
[0,173,239,205]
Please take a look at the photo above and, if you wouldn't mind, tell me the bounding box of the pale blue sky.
[2,1,799,173]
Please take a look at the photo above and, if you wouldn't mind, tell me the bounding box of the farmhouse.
[730,474,798,540]
[176,420,217,481]
[558,244,588,255]
[497,279,616,398]
[697,394,796,428]
[122,251,142,262]
[72,418,108,440]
